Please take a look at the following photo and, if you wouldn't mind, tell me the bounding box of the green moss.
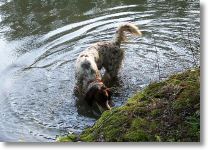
[131,118,147,128]
[58,68,200,142]
[150,109,161,117]
[127,91,146,104]
[80,133,94,142]
[149,121,157,131]
[184,113,200,141]
[155,135,161,142]
[123,130,149,142]
[57,134,77,142]
[103,127,123,141]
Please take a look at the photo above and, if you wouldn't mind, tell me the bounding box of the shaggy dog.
[75,23,142,112]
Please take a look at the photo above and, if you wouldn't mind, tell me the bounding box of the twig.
[187,27,198,67]
[153,34,161,81]
[181,27,198,67]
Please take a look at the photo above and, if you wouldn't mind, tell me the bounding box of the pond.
[0,0,199,142]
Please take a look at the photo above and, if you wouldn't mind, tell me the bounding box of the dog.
[75,22,142,112]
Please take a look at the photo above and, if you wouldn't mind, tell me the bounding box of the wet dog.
[75,23,142,112]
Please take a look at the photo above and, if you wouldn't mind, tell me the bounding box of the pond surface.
[0,0,199,142]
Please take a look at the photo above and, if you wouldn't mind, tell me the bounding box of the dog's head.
[85,84,112,112]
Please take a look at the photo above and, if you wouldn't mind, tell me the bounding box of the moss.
[103,127,123,141]
[150,109,161,117]
[58,68,200,142]
[184,112,200,141]
[127,91,146,104]
[80,133,94,142]
[57,134,77,142]
[155,135,161,142]
[123,130,149,142]
[131,118,147,128]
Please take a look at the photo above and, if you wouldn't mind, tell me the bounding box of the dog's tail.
[114,23,142,45]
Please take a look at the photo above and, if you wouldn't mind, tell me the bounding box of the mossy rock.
[57,68,200,142]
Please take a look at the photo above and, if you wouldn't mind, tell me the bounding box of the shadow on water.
[0,0,200,142]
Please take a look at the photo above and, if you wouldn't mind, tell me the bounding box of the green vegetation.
[58,68,200,142]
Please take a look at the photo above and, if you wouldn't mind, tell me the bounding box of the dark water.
[0,0,200,142]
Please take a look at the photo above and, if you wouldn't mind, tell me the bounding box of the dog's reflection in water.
[76,97,99,118]
[75,95,109,118]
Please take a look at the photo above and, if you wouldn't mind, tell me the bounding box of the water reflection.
[0,0,143,40]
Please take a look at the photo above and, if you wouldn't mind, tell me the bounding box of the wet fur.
[75,23,141,109]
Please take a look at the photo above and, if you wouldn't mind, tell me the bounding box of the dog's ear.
[84,86,98,106]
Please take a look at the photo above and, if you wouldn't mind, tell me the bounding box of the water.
[0,0,200,142]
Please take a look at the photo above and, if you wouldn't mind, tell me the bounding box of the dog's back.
[75,47,101,92]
